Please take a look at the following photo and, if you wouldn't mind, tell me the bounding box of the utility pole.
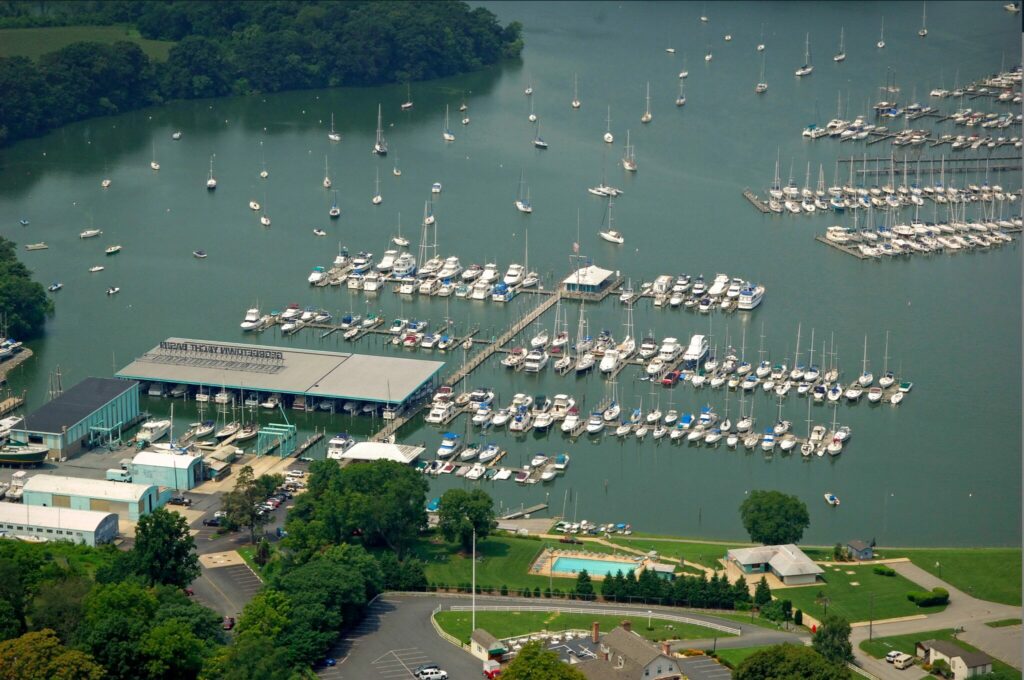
[472,527,476,633]
[869,592,874,640]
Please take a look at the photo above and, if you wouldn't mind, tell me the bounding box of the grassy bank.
[715,645,774,669]
[859,628,1021,680]
[780,565,946,623]
[434,610,731,645]
[0,25,174,60]
[607,538,748,569]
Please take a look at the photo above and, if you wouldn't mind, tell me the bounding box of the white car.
[418,670,448,680]
[885,650,901,663]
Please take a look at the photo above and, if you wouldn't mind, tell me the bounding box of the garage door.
[90,499,129,517]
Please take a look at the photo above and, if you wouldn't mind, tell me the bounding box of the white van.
[893,653,914,670]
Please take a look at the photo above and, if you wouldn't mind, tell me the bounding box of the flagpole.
[472,527,476,632]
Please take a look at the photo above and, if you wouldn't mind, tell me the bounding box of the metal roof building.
[727,544,824,585]
[131,450,204,490]
[22,474,163,521]
[10,378,140,459]
[338,442,425,465]
[116,338,444,408]
[0,503,119,547]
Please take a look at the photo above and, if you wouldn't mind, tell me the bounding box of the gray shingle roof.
[728,544,824,577]
[19,377,137,434]
[919,639,992,668]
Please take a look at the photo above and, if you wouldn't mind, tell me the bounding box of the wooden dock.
[0,395,24,417]
[743,188,772,213]
[815,235,870,260]
[502,503,549,520]
[294,432,324,457]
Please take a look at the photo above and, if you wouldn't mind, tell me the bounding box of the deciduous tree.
[437,488,495,552]
[0,629,104,680]
[132,508,200,587]
[736,643,849,680]
[739,490,810,545]
[500,640,587,680]
[812,614,854,665]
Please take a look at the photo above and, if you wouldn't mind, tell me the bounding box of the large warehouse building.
[115,338,444,413]
[9,377,140,459]
[22,474,163,521]
[0,503,119,547]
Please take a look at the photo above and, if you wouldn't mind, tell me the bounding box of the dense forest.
[0,237,52,339]
[0,1,524,145]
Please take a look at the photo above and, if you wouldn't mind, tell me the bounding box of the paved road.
[848,561,1022,679]
[319,593,805,678]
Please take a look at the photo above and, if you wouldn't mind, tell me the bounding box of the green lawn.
[859,628,1021,680]
[780,566,946,623]
[715,645,774,669]
[0,25,175,60]
[711,612,795,632]
[434,610,731,645]
[878,548,1022,607]
[986,618,1022,628]
[418,535,598,593]
[607,538,748,569]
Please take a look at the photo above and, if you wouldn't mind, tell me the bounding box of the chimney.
[591,622,600,643]
[661,641,672,657]
[621,619,632,632]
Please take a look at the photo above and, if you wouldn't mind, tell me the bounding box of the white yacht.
[80,229,102,239]
[240,307,265,331]
[377,250,398,272]
[523,349,549,372]
[437,256,463,280]
[326,434,355,460]
[392,252,417,277]
[737,284,765,310]
[599,230,624,245]
[504,263,525,286]
[137,419,171,443]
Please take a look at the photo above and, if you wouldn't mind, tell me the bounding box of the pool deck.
[532,547,648,580]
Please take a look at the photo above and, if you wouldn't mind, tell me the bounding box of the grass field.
[418,535,604,593]
[885,548,1022,607]
[715,645,774,668]
[434,610,731,645]
[780,565,947,623]
[711,612,793,632]
[0,25,174,60]
[859,628,1021,680]
[986,618,1022,628]
[607,538,748,569]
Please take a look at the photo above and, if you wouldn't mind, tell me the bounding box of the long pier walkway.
[371,291,562,441]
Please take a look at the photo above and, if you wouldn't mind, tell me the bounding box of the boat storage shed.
[22,474,163,521]
[9,377,140,459]
[116,338,443,409]
[0,503,118,547]
[131,450,204,490]
[338,442,425,465]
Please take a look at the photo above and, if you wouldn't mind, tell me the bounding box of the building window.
[46,529,53,533]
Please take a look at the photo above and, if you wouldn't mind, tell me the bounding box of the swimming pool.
[552,556,637,577]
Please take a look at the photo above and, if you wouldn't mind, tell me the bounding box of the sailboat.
[528,96,537,123]
[392,151,402,177]
[401,83,413,111]
[329,190,340,219]
[259,140,269,179]
[150,141,160,171]
[328,113,341,142]
[621,130,637,172]
[442,105,455,142]
[392,213,409,247]
[571,73,581,109]
[795,33,813,76]
[857,335,873,387]
[603,106,614,144]
[705,44,713,62]
[598,198,623,244]
[878,331,895,387]
[322,155,332,189]
[524,74,533,96]
[640,81,652,123]
[918,2,928,37]
[757,22,766,51]
[755,51,768,93]
[676,79,687,106]
[515,170,532,213]
[260,195,271,227]
[834,27,846,62]
[373,104,388,155]
[533,123,548,149]
[877,17,886,49]
[372,168,383,205]
[206,154,217,190]
[679,54,689,79]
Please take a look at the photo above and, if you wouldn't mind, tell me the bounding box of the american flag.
[572,242,579,253]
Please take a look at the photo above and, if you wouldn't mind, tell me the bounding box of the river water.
[0,1,1019,546]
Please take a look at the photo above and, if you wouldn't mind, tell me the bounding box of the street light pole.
[869,593,874,641]
[472,527,476,633]
[648,610,653,631]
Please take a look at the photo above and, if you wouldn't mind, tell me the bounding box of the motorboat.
[80,229,102,239]
[478,444,500,464]
[106,286,120,295]
[47,282,63,292]
[136,419,170,443]
[523,349,549,372]
[824,493,841,506]
[437,256,463,280]
[459,443,481,462]
[561,408,581,433]
[105,245,122,255]
[503,263,525,286]
[437,433,462,458]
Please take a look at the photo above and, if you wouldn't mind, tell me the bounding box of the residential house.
[914,639,993,680]
[576,624,682,680]
[846,540,874,561]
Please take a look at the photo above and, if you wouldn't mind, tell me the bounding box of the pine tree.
[754,578,772,607]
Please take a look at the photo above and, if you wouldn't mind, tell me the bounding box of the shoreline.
[0,347,33,381]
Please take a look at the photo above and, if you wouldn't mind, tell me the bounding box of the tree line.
[0,237,53,339]
[0,1,524,146]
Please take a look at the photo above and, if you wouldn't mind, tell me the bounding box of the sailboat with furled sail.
[571,73,581,109]
[834,27,846,62]
[795,33,814,76]
[442,105,455,142]
[621,130,637,172]
[373,104,388,155]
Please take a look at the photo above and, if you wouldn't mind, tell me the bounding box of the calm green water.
[0,2,1019,546]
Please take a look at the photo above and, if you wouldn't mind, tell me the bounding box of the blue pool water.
[552,557,637,577]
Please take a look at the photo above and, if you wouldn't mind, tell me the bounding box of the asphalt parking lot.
[192,562,263,618]
[679,655,734,680]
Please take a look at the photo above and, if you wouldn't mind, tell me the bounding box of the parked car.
[413,664,440,678]
[214,510,227,519]
[221,616,235,630]
[885,651,901,663]
[202,517,221,527]
[168,496,191,506]
[418,669,448,680]
[559,536,582,545]
[661,370,681,386]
